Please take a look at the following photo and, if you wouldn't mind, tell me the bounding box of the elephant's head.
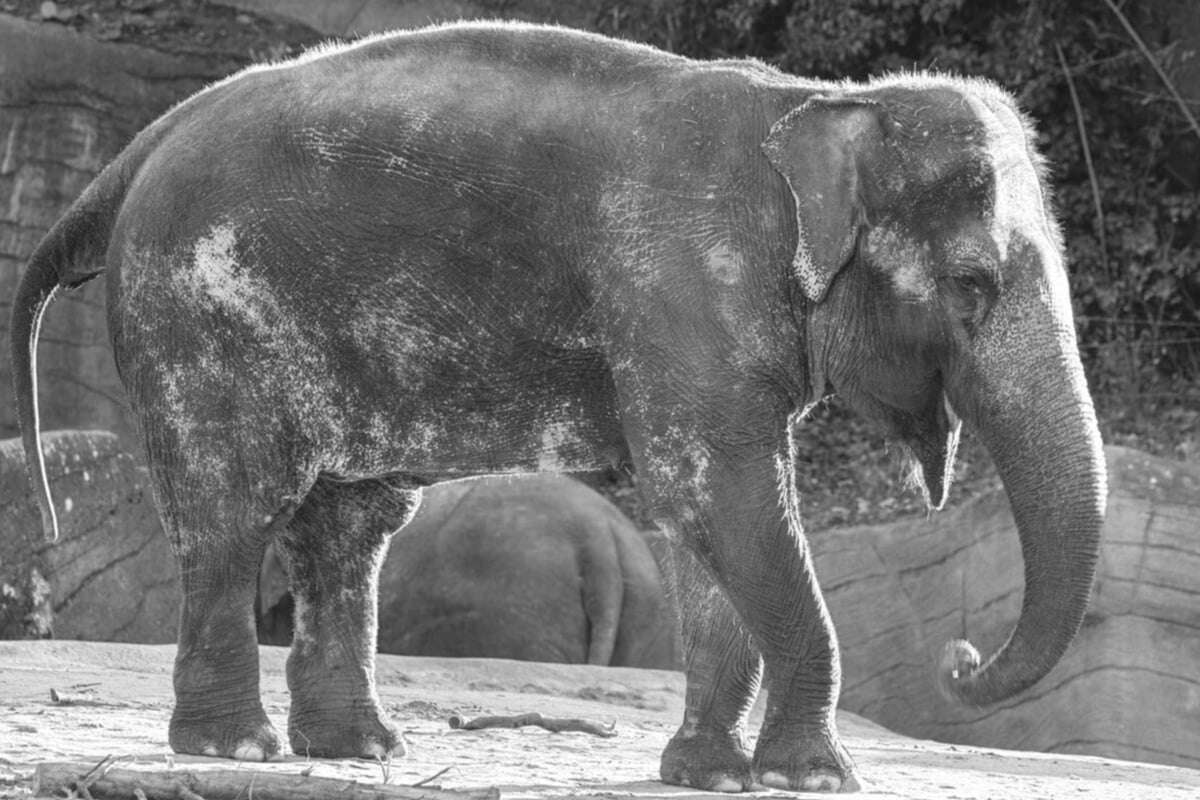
[763,77,1106,707]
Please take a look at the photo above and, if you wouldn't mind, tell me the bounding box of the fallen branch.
[412,766,454,788]
[448,713,616,738]
[34,760,499,800]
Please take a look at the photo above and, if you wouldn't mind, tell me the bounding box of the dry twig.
[412,766,453,788]
[1055,41,1108,276]
[448,713,616,738]
[1101,0,1200,143]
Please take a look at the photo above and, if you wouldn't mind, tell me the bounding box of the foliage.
[595,0,1200,464]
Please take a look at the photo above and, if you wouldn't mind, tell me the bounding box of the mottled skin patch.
[866,227,934,300]
[12,21,1107,796]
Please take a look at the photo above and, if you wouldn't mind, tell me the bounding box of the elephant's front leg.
[644,430,858,793]
[278,476,417,759]
[746,511,859,793]
[659,541,763,792]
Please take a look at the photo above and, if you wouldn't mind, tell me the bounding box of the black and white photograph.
[1,1,1197,798]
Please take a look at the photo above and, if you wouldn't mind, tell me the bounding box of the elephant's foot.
[752,725,860,793]
[660,726,754,793]
[169,706,281,761]
[288,703,404,759]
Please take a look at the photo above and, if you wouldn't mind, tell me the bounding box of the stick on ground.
[49,687,105,705]
[34,760,500,800]
[448,713,616,738]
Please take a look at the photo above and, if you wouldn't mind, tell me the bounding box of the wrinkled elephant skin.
[258,474,680,670]
[12,21,1106,794]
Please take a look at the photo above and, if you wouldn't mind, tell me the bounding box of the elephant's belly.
[323,348,631,480]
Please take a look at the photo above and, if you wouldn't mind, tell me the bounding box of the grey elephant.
[257,473,680,669]
[11,21,1106,794]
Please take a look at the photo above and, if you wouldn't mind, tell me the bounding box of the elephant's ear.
[762,97,888,303]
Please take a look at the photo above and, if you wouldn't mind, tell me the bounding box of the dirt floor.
[2,641,1198,799]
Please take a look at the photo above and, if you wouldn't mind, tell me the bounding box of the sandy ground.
[1,640,1197,799]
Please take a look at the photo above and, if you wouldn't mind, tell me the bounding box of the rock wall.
[0,431,175,643]
[0,0,602,452]
[814,445,1200,769]
[0,15,252,446]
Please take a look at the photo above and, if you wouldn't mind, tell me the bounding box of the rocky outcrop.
[0,17,220,446]
[0,3,597,452]
[0,10,320,448]
[0,431,175,642]
[814,445,1200,769]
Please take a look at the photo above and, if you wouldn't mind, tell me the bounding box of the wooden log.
[34,759,500,800]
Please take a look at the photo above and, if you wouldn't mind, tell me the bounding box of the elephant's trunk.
[940,288,1107,706]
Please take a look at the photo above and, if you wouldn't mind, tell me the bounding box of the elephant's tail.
[10,116,169,540]
[581,522,626,666]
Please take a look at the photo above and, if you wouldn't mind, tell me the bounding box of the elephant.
[256,473,681,670]
[10,20,1107,794]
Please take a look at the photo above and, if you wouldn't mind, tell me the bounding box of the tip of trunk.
[936,639,992,706]
[935,571,1095,708]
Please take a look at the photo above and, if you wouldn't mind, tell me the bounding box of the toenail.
[800,772,843,792]
[760,770,790,790]
[233,742,265,761]
[709,777,743,793]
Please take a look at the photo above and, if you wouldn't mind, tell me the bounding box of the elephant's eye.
[939,269,995,334]
[949,273,984,296]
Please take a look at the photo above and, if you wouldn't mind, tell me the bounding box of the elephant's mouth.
[889,391,961,511]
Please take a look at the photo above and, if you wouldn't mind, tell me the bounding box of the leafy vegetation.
[590,0,1200,525]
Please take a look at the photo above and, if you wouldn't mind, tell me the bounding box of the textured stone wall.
[0,430,175,643]
[0,2,600,450]
[0,16,235,446]
[814,445,1200,769]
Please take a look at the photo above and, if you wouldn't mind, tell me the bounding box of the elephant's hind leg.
[279,475,419,759]
[163,481,302,760]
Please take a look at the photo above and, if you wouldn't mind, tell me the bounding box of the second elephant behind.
[258,474,681,670]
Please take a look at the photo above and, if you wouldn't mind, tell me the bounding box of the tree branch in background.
[1101,0,1200,143]
[1055,41,1109,278]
